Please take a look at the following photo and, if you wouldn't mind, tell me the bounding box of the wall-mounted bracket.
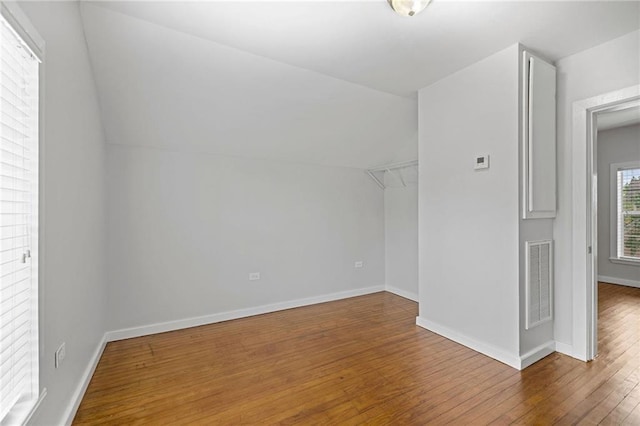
[366,160,418,189]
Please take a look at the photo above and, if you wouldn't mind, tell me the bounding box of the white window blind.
[0,13,40,424]
[616,167,640,260]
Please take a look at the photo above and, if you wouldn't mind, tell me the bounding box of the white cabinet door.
[523,51,557,219]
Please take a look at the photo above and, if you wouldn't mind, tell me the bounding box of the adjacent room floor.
[74,283,640,424]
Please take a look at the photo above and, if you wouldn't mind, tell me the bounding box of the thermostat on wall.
[474,154,490,170]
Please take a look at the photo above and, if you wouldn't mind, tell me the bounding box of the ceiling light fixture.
[388,0,432,17]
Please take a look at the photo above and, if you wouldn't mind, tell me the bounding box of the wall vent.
[525,240,553,329]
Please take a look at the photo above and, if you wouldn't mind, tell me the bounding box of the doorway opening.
[593,103,640,359]
[572,85,640,361]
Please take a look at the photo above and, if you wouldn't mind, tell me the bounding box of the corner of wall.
[554,341,573,358]
[60,335,108,425]
[385,285,418,302]
[415,317,522,370]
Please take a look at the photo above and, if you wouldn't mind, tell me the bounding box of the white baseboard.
[105,285,385,342]
[62,334,107,426]
[23,388,47,425]
[598,275,640,289]
[519,341,556,369]
[554,341,573,357]
[415,316,521,370]
[385,285,418,302]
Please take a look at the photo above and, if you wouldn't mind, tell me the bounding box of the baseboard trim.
[554,341,573,357]
[415,316,521,370]
[385,285,418,302]
[520,341,556,369]
[598,275,640,289]
[106,285,386,342]
[23,388,47,425]
[62,334,107,426]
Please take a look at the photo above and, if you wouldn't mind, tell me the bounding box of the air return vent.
[525,240,553,329]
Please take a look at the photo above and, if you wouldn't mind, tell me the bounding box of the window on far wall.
[611,162,640,263]
[0,9,42,424]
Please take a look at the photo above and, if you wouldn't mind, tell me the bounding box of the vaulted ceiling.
[87,1,640,97]
[80,1,640,168]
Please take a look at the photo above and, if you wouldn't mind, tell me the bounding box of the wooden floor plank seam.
[74,283,640,425]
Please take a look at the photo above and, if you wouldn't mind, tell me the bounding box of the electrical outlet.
[55,342,66,368]
[249,272,261,281]
[354,261,364,268]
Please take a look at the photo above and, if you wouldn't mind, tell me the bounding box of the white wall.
[554,30,640,348]
[18,2,108,425]
[384,185,418,300]
[418,45,520,363]
[107,145,385,332]
[597,124,640,287]
[78,0,395,333]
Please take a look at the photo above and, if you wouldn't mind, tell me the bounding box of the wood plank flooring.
[73,282,640,425]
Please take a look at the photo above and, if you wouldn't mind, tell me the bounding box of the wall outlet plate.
[249,272,260,281]
[354,261,364,268]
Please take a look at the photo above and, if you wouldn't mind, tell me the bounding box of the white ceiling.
[88,0,640,97]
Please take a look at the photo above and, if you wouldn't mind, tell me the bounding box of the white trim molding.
[23,388,47,425]
[609,257,640,266]
[598,275,640,289]
[62,335,107,426]
[572,84,640,362]
[0,1,45,60]
[415,316,522,370]
[106,285,385,342]
[520,341,556,370]
[554,341,573,357]
[385,285,418,302]
[415,317,555,370]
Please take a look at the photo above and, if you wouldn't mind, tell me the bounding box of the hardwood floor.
[74,283,640,425]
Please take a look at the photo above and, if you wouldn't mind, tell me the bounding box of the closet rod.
[366,159,418,189]
[367,159,418,173]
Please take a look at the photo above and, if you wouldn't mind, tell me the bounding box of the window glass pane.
[620,168,640,259]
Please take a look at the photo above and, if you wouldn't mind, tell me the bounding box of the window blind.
[617,167,640,259]
[0,14,39,422]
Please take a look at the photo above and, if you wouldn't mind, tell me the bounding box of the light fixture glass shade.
[388,0,431,17]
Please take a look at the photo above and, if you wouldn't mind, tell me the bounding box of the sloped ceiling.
[81,3,419,169]
[80,1,640,169]
[87,1,640,97]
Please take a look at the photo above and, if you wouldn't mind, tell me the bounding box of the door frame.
[571,85,640,361]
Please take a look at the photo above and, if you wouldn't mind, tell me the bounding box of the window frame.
[0,2,45,425]
[609,160,640,265]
